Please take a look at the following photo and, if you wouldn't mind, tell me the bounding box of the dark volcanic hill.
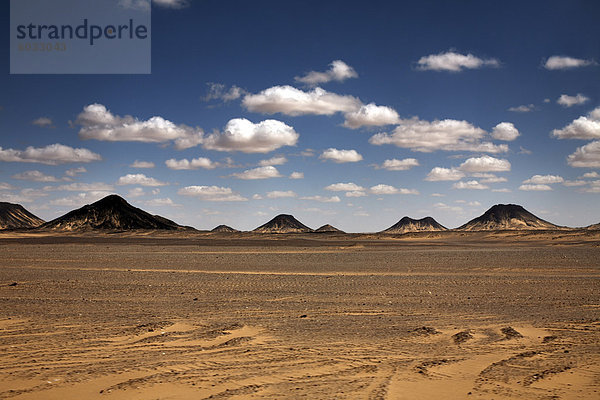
[0,202,45,229]
[253,214,313,233]
[382,216,447,234]
[40,195,185,231]
[211,224,239,233]
[586,223,600,230]
[315,224,345,233]
[458,204,559,231]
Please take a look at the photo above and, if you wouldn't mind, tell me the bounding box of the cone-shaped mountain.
[458,204,558,231]
[383,216,447,233]
[253,214,313,233]
[211,224,239,233]
[315,224,345,233]
[0,202,45,229]
[40,194,185,231]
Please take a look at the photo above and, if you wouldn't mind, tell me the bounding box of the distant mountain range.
[0,202,45,229]
[0,195,596,233]
[382,216,447,234]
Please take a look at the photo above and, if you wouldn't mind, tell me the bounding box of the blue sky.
[1,0,599,231]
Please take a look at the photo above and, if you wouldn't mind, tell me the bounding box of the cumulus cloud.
[0,143,101,165]
[47,182,115,192]
[544,56,594,70]
[581,172,599,179]
[343,103,400,129]
[452,180,489,190]
[32,117,53,127]
[567,140,600,168]
[131,160,155,168]
[144,197,179,207]
[65,167,87,177]
[491,122,520,141]
[165,157,217,170]
[458,155,511,172]
[242,86,361,116]
[76,104,203,150]
[319,148,363,163]
[0,182,16,190]
[177,186,247,201]
[266,190,297,199]
[425,167,465,181]
[295,60,358,86]
[375,158,419,171]
[508,104,535,113]
[289,172,304,179]
[416,51,499,72]
[259,156,287,166]
[153,0,189,8]
[346,191,367,197]
[127,188,145,197]
[325,182,365,192]
[370,184,419,195]
[563,180,587,187]
[557,94,590,107]
[551,107,600,139]
[50,191,113,207]
[116,174,167,186]
[522,175,564,184]
[473,173,507,183]
[231,166,282,180]
[519,184,552,191]
[369,117,508,153]
[203,83,246,102]
[203,118,298,153]
[300,195,341,203]
[12,170,60,182]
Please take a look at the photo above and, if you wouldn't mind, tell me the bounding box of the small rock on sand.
[453,330,473,344]
[501,326,523,339]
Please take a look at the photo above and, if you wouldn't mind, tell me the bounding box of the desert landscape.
[0,196,599,399]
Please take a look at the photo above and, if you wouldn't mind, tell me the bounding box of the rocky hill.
[0,202,45,229]
[458,204,559,231]
[382,216,447,233]
[253,214,313,233]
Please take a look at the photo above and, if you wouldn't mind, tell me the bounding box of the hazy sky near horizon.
[1,0,599,231]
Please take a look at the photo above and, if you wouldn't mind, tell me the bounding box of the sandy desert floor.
[0,231,599,399]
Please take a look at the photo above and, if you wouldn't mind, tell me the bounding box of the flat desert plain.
[0,231,599,399]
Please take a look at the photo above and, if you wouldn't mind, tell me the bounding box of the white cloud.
[417,51,499,72]
[508,104,535,113]
[544,56,594,70]
[242,85,361,116]
[491,122,520,141]
[289,172,304,179]
[204,83,246,102]
[557,94,590,107]
[252,194,263,200]
[177,186,247,201]
[473,173,507,183]
[369,117,508,153]
[116,174,167,186]
[492,188,512,193]
[519,184,552,191]
[32,117,53,127]
[144,197,179,207]
[425,167,465,181]
[65,167,87,177]
[458,155,511,172]
[0,182,16,190]
[353,211,370,217]
[522,174,564,184]
[259,156,287,166]
[12,170,59,182]
[203,118,298,153]
[231,165,282,180]
[52,182,115,192]
[76,104,203,150]
[0,143,101,165]
[452,180,489,190]
[551,107,600,139]
[346,191,367,197]
[128,187,145,197]
[377,158,419,171]
[433,202,463,213]
[153,0,189,8]
[567,140,600,168]
[324,182,365,192]
[266,190,297,199]
[165,157,217,170]
[295,60,358,86]
[370,184,419,195]
[300,195,341,203]
[319,148,363,163]
[343,103,400,129]
[582,180,600,193]
[131,160,155,168]
[581,172,599,179]
[563,180,588,187]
